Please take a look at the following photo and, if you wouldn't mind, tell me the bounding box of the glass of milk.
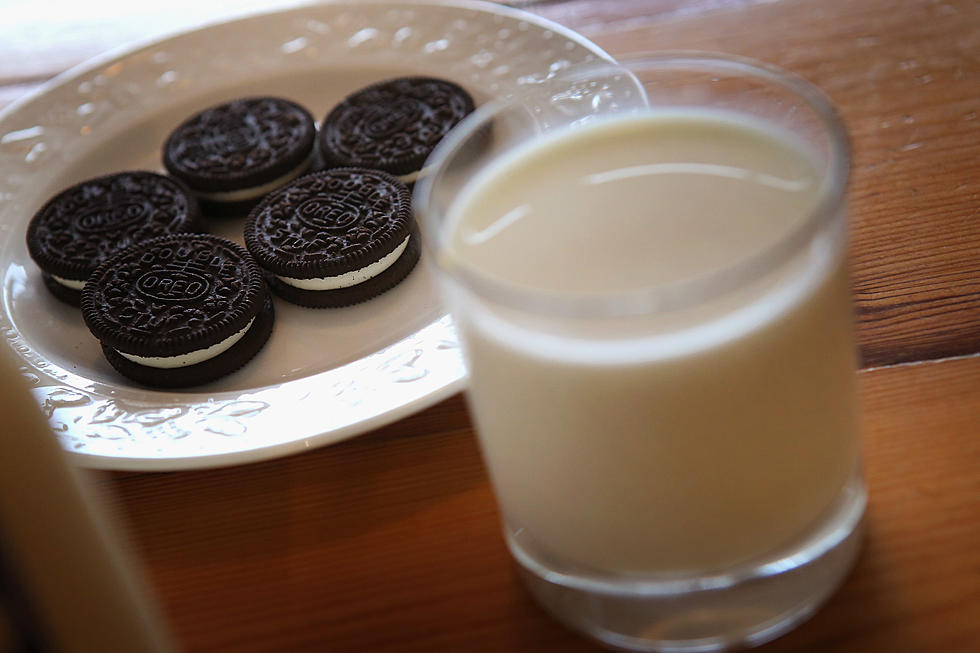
[415,54,864,652]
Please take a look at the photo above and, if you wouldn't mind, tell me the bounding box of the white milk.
[441,112,860,575]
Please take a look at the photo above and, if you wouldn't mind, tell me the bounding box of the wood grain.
[762,355,980,653]
[100,356,980,652]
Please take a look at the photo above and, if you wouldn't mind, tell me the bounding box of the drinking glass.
[415,54,864,652]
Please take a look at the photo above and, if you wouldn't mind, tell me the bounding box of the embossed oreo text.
[296,196,363,232]
[136,270,210,302]
[74,200,150,234]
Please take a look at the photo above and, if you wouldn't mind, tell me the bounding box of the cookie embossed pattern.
[0,1,612,470]
[25,171,202,305]
[81,235,275,388]
[164,96,317,214]
[319,77,475,183]
[245,168,419,307]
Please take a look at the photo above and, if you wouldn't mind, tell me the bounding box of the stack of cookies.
[26,76,475,387]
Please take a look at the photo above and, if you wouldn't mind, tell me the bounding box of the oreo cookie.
[163,96,317,216]
[244,168,419,308]
[318,77,474,184]
[81,234,274,388]
[26,171,202,306]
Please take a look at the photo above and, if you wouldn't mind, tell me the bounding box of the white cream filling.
[196,150,315,203]
[51,275,86,290]
[397,166,428,185]
[277,236,410,291]
[117,318,254,369]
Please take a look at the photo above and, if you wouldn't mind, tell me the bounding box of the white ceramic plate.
[0,0,610,470]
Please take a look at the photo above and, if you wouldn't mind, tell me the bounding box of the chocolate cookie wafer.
[81,234,274,388]
[244,168,419,308]
[26,171,202,306]
[318,77,474,184]
[163,96,316,216]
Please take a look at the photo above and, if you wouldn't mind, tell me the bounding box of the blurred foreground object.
[0,348,174,652]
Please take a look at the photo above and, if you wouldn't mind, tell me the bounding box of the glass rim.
[414,52,851,317]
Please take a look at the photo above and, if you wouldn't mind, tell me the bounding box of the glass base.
[508,474,865,652]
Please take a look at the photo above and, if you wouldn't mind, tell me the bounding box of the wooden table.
[2,1,978,651]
